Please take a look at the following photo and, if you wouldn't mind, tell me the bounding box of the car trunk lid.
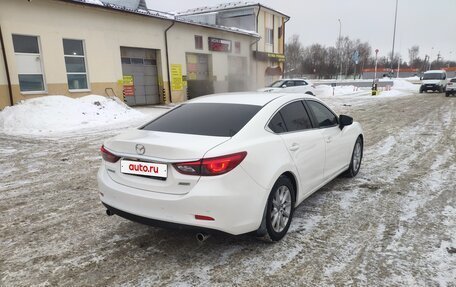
[103,129,230,195]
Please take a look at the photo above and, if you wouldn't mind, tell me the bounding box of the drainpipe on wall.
[0,25,14,107]
[164,21,175,103]
[282,16,290,78]
[254,5,261,88]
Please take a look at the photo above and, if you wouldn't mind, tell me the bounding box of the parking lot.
[1,92,455,286]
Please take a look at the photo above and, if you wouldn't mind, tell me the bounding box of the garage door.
[186,53,214,99]
[121,47,159,106]
[228,56,248,92]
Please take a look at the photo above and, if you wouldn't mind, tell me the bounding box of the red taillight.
[195,215,215,221]
[173,152,247,176]
[201,152,247,176]
[100,145,120,163]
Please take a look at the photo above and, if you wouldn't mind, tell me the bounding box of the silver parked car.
[445,78,456,97]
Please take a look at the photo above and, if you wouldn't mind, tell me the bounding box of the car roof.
[279,78,309,81]
[187,92,315,106]
[424,70,446,74]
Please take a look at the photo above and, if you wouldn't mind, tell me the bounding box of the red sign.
[208,37,231,52]
[123,85,134,96]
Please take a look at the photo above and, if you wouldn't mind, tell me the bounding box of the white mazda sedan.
[98,93,363,241]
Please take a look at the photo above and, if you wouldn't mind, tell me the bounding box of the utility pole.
[390,0,399,73]
[338,19,342,80]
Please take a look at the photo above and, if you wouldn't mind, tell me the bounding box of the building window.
[265,28,274,45]
[63,39,89,91]
[12,34,46,93]
[195,35,203,50]
[235,41,241,53]
[265,13,274,52]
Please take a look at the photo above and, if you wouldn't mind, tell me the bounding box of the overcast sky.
[146,0,456,62]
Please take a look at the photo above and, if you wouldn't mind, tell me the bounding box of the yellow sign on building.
[170,64,183,91]
[122,75,134,85]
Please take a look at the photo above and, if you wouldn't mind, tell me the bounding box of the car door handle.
[326,136,332,143]
[289,143,300,151]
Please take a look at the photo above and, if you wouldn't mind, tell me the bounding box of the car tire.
[446,92,450,97]
[344,136,363,178]
[419,88,424,93]
[261,176,295,242]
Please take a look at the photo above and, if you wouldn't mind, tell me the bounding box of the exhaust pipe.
[106,209,114,216]
[196,232,210,243]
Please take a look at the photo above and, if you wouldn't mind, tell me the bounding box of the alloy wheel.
[353,141,362,172]
[270,185,292,233]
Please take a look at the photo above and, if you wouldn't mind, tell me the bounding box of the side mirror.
[339,115,353,129]
[281,84,287,88]
[420,76,423,80]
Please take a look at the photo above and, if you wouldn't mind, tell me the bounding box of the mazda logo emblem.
[135,144,145,155]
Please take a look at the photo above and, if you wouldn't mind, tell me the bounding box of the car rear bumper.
[421,84,442,90]
[97,165,268,235]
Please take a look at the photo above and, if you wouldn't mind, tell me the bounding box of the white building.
[0,0,289,109]
[177,2,290,88]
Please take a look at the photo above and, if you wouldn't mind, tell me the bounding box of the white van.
[420,70,448,93]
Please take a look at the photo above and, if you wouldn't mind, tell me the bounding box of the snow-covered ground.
[0,79,418,137]
[315,78,419,99]
[0,95,165,137]
[0,88,455,286]
[274,78,421,110]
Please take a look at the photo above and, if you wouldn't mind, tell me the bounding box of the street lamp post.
[374,49,379,82]
[390,0,399,73]
[429,47,434,70]
[338,19,342,80]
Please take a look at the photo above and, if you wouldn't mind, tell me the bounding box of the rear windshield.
[141,103,261,137]
[423,73,445,80]
[451,78,456,83]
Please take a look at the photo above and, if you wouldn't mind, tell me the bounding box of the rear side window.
[451,79,456,83]
[281,101,312,131]
[295,81,308,86]
[142,103,261,137]
[268,113,287,133]
[268,101,312,133]
[307,101,338,128]
[285,81,295,87]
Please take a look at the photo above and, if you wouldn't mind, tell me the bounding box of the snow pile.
[0,95,145,136]
[377,79,419,97]
[315,85,369,98]
[391,78,420,92]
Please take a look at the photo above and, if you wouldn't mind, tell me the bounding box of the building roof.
[63,0,260,37]
[175,1,290,19]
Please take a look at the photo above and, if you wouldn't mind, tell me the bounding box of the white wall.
[0,0,170,86]
[167,22,253,94]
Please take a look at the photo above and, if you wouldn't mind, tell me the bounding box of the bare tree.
[284,35,304,76]
[325,46,339,78]
[408,46,419,65]
[356,41,372,78]
[284,34,410,79]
